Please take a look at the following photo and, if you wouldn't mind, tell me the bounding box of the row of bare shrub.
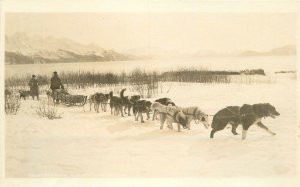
[5,68,241,87]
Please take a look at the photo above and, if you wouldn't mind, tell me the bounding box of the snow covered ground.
[5,74,297,177]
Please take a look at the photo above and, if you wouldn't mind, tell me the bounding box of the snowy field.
[5,73,297,177]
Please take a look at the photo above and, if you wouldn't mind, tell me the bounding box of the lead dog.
[151,102,188,132]
[210,103,280,140]
[152,97,176,120]
[179,107,210,130]
[133,100,152,123]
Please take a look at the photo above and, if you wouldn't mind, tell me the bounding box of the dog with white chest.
[179,106,210,130]
[151,102,188,132]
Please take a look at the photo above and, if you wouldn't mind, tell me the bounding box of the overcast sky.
[5,13,296,53]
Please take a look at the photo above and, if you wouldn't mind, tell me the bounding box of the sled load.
[47,89,87,106]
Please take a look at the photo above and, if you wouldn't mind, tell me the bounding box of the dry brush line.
[5,95,21,115]
[36,101,63,120]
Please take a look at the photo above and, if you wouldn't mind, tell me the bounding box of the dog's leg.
[231,124,239,135]
[242,129,248,140]
[101,103,104,112]
[210,129,217,138]
[89,100,92,111]
[100,102,104,112]
[167,121,173,130]
[94,103,97,113]
[210,120,227,138]
[128,106,131,116]
[177,123,181,132]
[124,106,127,114]
[100,102,103,111]
[93,103,96,112]
[186,117,193,130]
[160,113,166,130]
[140,112,144,123]
[97,103,100,113]
[257,121,276,135]
[116,107,120,116]
[146,112,150,120]
[121,106,124,117]
[210,128,222,138]
[152,110,157,121]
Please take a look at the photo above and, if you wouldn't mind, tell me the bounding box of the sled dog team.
[89,88,280,140]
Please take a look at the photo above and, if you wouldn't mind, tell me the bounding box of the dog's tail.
[120,88,126,99]
[109,91,113,98]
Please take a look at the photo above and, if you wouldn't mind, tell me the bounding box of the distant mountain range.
[239,45,296,57]
[5,33,296,64]
[5,33,134,64]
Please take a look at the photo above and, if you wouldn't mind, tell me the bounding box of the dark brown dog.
[5,89,12,98]
[19,90,30,100]
[210,103,280,140]
[120,88,141,116]
[154,97,176,106]
[133,100,152,123]
[109,91,124,117]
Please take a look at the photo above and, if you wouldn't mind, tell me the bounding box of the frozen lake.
[5,56,296,78]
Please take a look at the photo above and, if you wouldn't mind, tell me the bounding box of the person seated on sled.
[50,71,64,95]
[28,74,39,100]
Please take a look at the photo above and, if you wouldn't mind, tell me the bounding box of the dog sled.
[47,89,87,107]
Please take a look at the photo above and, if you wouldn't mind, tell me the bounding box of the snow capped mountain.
[239,45,296,57]
[5,33,130,64]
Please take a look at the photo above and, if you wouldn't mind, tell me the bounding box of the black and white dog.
[210,103,280,140]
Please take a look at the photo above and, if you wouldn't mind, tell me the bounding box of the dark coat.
[50,76,63,90]
[28,78,39,96]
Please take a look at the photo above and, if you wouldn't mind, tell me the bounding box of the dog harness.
[214,107,247,119]
[159,110,180,123]
[185,107,198,117]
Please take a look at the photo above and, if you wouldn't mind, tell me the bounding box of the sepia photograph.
[0,0,299,186]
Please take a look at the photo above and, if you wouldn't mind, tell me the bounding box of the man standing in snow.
[50,71,64,95]
[28,74,39,100]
